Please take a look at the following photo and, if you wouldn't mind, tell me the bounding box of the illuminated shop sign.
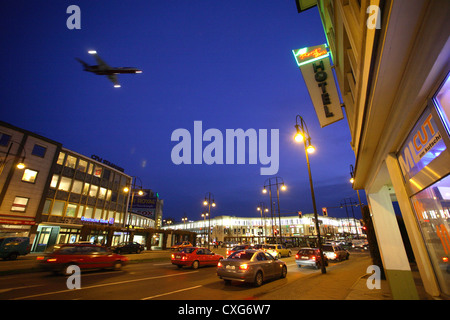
[398,106,447,180]
[81,216,115,225]
[292,44,344,128]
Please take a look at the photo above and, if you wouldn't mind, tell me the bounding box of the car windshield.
[228,251,254,260]
[180,248,195,254]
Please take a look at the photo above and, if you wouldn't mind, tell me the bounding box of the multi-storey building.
[0,121,61,241]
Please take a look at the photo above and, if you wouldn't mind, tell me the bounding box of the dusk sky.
[1,1,365,222]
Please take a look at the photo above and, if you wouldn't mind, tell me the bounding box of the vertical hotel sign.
[293,44,344,128]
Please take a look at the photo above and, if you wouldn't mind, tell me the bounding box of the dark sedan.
[217,249,287,287]
[112,242,145,254]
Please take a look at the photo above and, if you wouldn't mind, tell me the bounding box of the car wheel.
[62,264,76,276]
[113,261,123,271]
[254,271,263,287]
[177,265,183,269]
[192,260,199,269]
[280,266,287,278]
[8,252,18,261]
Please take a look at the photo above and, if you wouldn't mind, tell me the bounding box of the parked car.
[171,247,223,269]
[37,243,128,275]
[322,244,349,261]
[263,244,291,258]
[170,241,193,251]
[295,248,328,269]
[112,242,145,254]
[226,244,251,257]
[217,249,287,287]
[351,239,369,250]
[0,237,31,260]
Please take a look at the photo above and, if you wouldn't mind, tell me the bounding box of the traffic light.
[298,211,302,218]
[322,207,328,216]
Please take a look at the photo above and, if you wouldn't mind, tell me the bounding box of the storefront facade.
[296,0,450,298]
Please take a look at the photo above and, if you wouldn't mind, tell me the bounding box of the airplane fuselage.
[85,66,142,75]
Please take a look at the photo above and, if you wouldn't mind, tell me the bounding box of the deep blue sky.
[1,1,365,222]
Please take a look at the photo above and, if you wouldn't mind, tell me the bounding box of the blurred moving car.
[0,237,31,260]
[263,244,291,258]
[37,243,128,275]
[170,241,193,251]
[226,244,251,257]
[171,247,223,269]
[217,249,287,287]
[295,248,328,269]
[322,244,349,261]
[112,242,145,254]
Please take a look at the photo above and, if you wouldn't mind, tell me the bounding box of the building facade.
[0,121,61,242]
[163,214,363,245]
[296,0,450,299]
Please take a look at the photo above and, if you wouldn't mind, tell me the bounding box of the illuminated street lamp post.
[257,202,269,242]
[203,192,216,250]
[201,212,209,246]
[182,215,188,230]
[350,164,365,218]
[294,115,326,274]
[262,177,286,244]
[123,176,144,242]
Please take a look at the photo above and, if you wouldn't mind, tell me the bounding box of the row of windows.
[0,132,48,158]
[43,199,124,224]
[57,151,126,183]
[50,174,126,203]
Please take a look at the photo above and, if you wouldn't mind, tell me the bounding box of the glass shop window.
[434,73,450,133]
[410,174,450,296]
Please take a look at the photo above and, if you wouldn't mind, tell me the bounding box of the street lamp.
[262,177,286,244]
[257,202,269,243]
[201,212,209,246]
[182,215,188,229]
[294,115,326,274]
[203,192,216,249]
[123,176,144,241]
[350,164,365,219]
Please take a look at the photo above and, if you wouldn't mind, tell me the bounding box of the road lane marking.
[0,285,43,294]
[12,271,199,300]
[141,285,203,300]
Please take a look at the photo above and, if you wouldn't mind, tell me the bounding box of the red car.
[226,244,251,257]
[171,247,223,269]
[38,243,129,275]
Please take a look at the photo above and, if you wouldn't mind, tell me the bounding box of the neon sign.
[293,45,329,67]
[81,216,115,225]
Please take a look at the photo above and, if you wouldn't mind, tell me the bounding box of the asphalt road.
[0,250,371,301]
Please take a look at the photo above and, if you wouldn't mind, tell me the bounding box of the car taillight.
[171,254,175,259]
[217,261,222,267]
[36,256,44,261]
[295,254,299,259]
[47,258,57,262]
[239,264,249,270]
[332,253,337,259]
[311,256,316,261]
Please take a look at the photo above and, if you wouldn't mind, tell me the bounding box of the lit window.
[11,196,29,212]
[31,144,47,158]
[82,183,90,195]
[22,169,38,183]
[89,185,98,198]
[65,204,78,217]
[51,201,65,216]
[65,155,77,169]
[57,152,65,165]
[58,177,72,192]
[50,174,59,188]
[71,180,83,194]
[93,165,102,178]
[77,159,88,173]
[98,187,107,199]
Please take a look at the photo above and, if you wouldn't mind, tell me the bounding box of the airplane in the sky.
[76,50,142,88]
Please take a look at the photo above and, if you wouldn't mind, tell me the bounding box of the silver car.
[217,249,287,287]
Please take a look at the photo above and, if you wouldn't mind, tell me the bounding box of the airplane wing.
[107,74,121,88]
[90,52,111,68]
